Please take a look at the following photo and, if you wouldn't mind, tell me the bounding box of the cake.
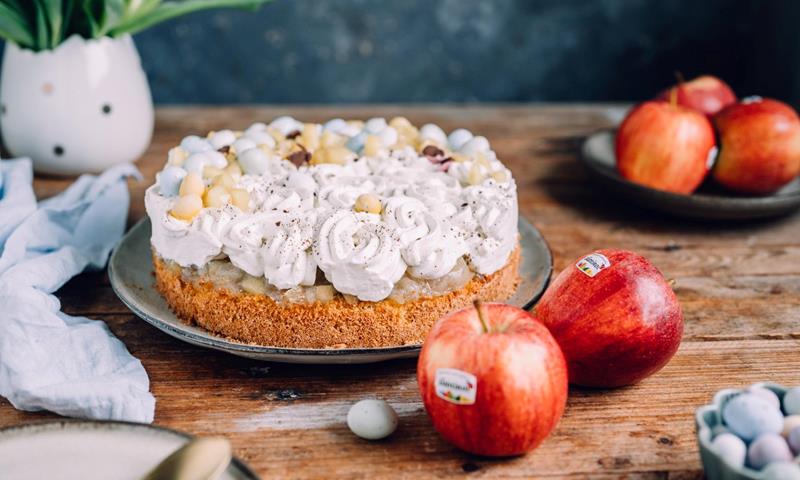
[146,116,520,348]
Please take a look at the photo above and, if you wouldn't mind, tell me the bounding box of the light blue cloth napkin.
[0,158,155,423]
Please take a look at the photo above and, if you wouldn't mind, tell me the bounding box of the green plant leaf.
[35,0,64,48]
[32,0,50,50]
[108,0,273,37]
[0,1,35,47]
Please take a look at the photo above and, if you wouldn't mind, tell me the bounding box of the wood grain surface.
[4,105,800,479]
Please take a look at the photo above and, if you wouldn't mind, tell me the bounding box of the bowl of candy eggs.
[696,383,800,479]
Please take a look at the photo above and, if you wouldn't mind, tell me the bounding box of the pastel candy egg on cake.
[208,129,236,149]
[238,148,270,175]
[419,123,447,146]
[157,166,187,197]
[180,135,213,154]
[183,151,227,175]
[722,393,784,441]
[269,116,303,136]
[447,128,473,151]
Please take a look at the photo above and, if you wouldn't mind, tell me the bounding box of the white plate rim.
[0,419,259,479]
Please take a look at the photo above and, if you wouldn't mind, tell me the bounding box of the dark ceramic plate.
[581,130,800,220]
[109,217,552,364]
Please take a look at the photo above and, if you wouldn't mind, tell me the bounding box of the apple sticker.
[576,253,611,277]
[435,368,477,405]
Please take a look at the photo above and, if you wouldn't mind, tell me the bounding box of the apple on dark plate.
[713,97,800,195]
[616,99,716,194]
[656,74,736,117]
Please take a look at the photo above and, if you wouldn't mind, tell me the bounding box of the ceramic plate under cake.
[581,130,800,220]
[109,217,552,364]
[0,421,258,480]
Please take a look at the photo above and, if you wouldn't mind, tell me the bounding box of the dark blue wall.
[20,0,800,104]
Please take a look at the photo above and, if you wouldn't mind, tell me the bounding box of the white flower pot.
[0,35,154,175]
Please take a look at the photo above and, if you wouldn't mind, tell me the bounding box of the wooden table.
[5,105,800,479]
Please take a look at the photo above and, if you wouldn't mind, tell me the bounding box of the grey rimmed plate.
[109,217,552,364]
[0,420,258,480]
[581,130,800,220]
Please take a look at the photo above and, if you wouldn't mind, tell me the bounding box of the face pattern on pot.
[0,35,154,175]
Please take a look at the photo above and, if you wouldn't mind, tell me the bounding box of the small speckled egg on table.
[347,399,398,440]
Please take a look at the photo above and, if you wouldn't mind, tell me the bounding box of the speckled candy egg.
[209,130,236,149]
[722,393,784,441]
[180,135,213,154]
[762,462,800,480]
[447,128,473,151]
[157,166,187,197]
[784,387,800,416]
[711,433,747,468]
[346,399,398,440]
[747,433,793,470]
[747,385,781,410]
[783,415,800,437]
[789,426,800,454]
[238,148,269,175]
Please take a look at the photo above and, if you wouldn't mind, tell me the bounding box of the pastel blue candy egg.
[447,128,473,151]
[762,462,800,480]
[324,118,347,133]
[722,393,784,441]
[459,135,490,155]
[346,132,367,153]
[747,385,781,410]
[784,387,800,415]
[233,138,256,154]
[419,123,447,145]
[365,117,387,134]
[747,433,793,470]
[180,135,213,154]
[204,151,228,168]
[711,433,746,468]
[711,425,731,438]
[209,129,236,149]
[239,148,268,175]
[183,153,208,174]
[377,126,397,147]
[789,426,800,454]
[157,166,186,197]
[245,129,276,148]
[269,116,302,136]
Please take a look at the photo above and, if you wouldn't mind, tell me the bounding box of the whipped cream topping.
[147,117,518,302]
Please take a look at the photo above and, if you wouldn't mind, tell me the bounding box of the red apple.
[417,302,568,457]
[713,97,800,194]
[656,75,736,116]
[534,250,683,388]
[616,101,716,194]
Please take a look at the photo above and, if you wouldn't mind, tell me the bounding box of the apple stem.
[669,85,677,108]
[473,299,490,334]
[668,278,677,289]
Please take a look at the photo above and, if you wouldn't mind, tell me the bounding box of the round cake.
[146,116,520,348]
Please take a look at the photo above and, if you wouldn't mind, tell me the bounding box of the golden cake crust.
[153,246,521,348]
